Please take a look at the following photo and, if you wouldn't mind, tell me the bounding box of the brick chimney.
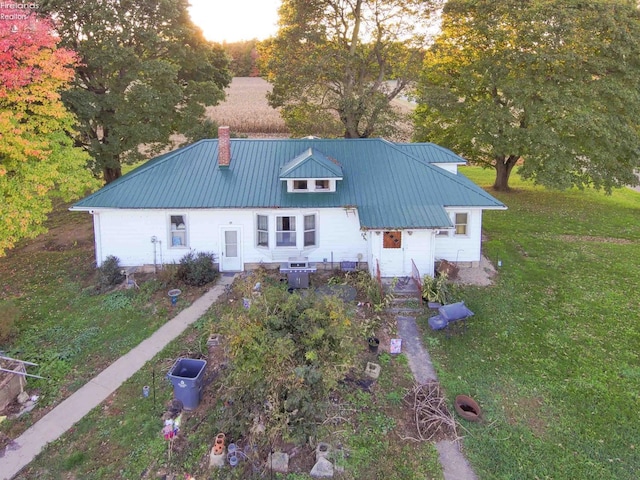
[218,126,231,167]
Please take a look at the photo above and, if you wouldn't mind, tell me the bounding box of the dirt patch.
[502,395,548,437]
[453,255,497,287]
[557,234,633,245]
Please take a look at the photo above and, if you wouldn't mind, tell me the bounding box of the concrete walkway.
[386,277,477,480]
[0,274,235,480]
[397,316,478,480]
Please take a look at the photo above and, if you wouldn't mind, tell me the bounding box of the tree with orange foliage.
[0,16,98,255]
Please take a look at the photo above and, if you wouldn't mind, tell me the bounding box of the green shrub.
[177,251,218,286]
[97,255,124,289]
[421,273,451,304]
[216,273,359,443]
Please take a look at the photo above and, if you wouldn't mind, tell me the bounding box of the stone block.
[267,451,289,474]
[365,362,381,379]
[209,447,225,468]
[310,457,334,478]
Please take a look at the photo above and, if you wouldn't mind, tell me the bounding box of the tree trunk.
[493,155,519,191]
[103,165,122,184]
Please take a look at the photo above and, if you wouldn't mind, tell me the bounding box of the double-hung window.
[454,213,468,236]
[257,215,269,247]
[170,215,187,247]
[304,214,316,247]
[276,216,296,246]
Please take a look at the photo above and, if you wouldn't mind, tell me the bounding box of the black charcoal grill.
[280,257,317,289]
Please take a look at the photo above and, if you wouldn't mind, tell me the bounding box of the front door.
[379,230,406,276]
[220,227,243,272]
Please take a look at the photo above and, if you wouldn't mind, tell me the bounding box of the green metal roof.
[72,138,505,229]
[394,142,467,164]
[279,148,344,179]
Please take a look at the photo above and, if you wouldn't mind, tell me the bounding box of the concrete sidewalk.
[1,274,235,480]
[397,315,478,480]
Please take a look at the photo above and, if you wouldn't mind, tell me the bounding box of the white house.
[71,127,506,278]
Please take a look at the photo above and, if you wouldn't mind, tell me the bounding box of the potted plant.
[367,336,380,353]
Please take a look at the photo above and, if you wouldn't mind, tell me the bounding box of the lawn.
[418,167,640,479]
[0,203,211,444]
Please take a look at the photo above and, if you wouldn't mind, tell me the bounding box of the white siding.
[434,208,483,264]
[90,206,484,273]
[91,207,367,268]
[367,230,435,278]
[432,163,460,174]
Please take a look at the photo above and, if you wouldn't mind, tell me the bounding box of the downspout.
[91,210,102,267]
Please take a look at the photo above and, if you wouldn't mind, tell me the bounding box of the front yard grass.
[0,203,211,445]
[418,167,640,479]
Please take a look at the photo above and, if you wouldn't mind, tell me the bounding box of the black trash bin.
[167,358,207,410]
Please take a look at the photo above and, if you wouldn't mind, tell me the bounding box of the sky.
[189,0,281,43]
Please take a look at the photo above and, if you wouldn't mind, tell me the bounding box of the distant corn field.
[207,77,415,140]
[206,77,289,137]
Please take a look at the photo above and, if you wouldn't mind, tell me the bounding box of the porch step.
[390,297,422,305]
[381,277,420,290]
[383,285,421,297]
[388,307,424,315]
[387,296,425,315]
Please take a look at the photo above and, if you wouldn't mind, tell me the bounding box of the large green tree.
[260,0,440,138]
[0,17,98,255]
[38,0,231,183]
[414,0,640,192]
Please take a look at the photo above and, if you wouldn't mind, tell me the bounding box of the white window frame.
[276,215,297,247]
[314,179,330,191]
[454,212,469,236]
[169,214,188,248]
[292,179,309,191]
[256,214,269,248]
[303,214,317,247]
[286,178,337,193]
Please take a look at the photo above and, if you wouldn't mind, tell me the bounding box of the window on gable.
[293,180,308,190]
[170,215,187,247]
[315,179,329,190]
[383,231,402,249]
[276,216,296,246]
[304,214,316,247]
[257,215,268,247]
[454,213,468,236]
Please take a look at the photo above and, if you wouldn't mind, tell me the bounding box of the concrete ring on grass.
[454,394,482,422]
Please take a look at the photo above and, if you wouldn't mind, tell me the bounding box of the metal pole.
[0,355,39,367]
[152,368,156,412]
[0,367,45,379]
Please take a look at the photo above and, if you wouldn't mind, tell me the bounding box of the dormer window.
[293,180,308,191]
[287,178,335,193]
[315,179,329,190]
[280,148,344,194]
